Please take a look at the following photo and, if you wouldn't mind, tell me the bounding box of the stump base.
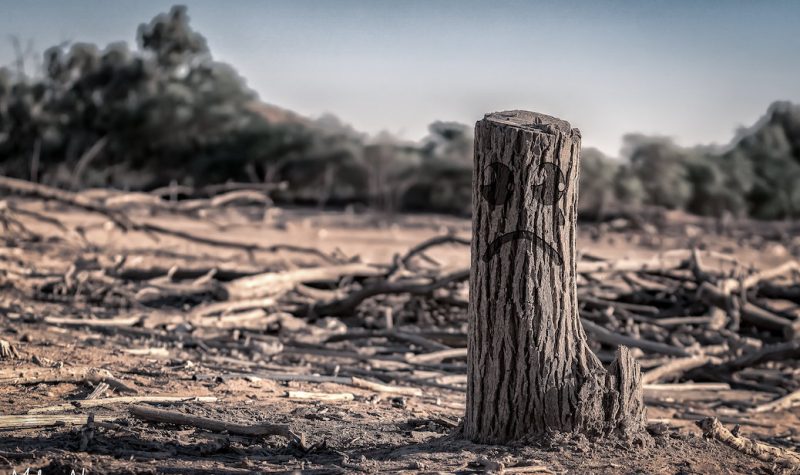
[576,346,650,444]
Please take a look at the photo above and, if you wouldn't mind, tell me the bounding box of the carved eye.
[531,162,565,206]
[480,162,514,206]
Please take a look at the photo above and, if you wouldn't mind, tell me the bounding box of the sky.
[1,0,798,156]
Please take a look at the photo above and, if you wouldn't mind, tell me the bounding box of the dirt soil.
[0,204,798,474]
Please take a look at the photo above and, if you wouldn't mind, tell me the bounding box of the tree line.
[1,6,798,220]
[580,102,800,221]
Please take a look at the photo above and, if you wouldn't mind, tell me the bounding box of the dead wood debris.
[697,417,800,471]
[27,396,219,414]
[2,188,800,470]
[128,404,303,446]
[0,366,137,394]
[0,339,20,359]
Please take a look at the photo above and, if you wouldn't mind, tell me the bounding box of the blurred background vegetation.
[1,6,799,220]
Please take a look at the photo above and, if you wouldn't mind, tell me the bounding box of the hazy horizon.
[1,0,798,156]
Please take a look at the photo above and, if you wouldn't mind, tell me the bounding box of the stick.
[652,316,714,327]
[576,250,690,274]
[723,341,800,371]
[0,339,20,359]
[325,329,451,352]
[580,318,690,357]
[312,268,469,316]
[350,377,423,396]
[698,282,799,339]
[697,417,800,470]
[85,382,110,400]
[641,355,715,384]
[644,383,730,391]
[112,264,264,281]
[44,315,142,328]
[0,366,137,394]
[226,263,384,300]
[0,413,118,431]
[386,235,470,276]
[406,348,467,365]
[724,260,800,292]
[128,405,302,445]
[0,176,338,262]
[286,391,354,402]
[140,221,340,263]
[28,396,219,414]
[0,175,133,229]
[750,388,800,414]
[191,297,276,318]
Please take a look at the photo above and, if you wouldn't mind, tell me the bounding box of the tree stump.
[465,111,647,443]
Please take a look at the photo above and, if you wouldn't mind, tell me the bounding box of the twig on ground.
[0,413,118,430]
[128,404,303,446]
[286,391,354,402]
[697,417,800,470]
[28,396,218,414]
[580,318,690,357]
[0,366,137,394]
[750,388,800,414]
[312,268,469,317]
[641,355,716,384]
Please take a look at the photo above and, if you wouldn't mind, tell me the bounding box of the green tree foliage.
[400,121,473,215]
[0,6,305,189]
[731,102,800,219]
[578,147,619,219]
[1,5,799,220]
[623,134,692,210]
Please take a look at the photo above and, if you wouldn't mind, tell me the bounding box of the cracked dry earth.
[0,204,798,474]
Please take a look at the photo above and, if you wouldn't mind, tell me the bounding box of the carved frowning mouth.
[482,231,563,265]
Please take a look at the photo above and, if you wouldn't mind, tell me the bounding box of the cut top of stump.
[483,110,580,137]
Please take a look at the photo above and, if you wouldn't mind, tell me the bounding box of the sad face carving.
[480,155,566,266]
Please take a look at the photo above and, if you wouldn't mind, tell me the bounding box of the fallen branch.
[750,388,800,414]
[698,282,799,340]
[312,268,469,317]
[226,263,384,300]
[0,175,132,229]
[28,396,218,414]
[0,339,20,359]
[641,355,715,384]
[286,391,354,402]
[386,234,470,277]
[576,250,690,274]
[128,404,302,446]
[190,297,277,318]
[580,318,690,357]
[722,341,800,371]
[44,315,142,328]
[697,417,800,471]
[350,376,423,396]
[0,366,137,394]
[0,413,118,431]
[406,348,467,365]
[0,176,338,262]
[644,383,730,392]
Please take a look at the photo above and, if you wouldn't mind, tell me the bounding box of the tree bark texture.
[465,111,646,443]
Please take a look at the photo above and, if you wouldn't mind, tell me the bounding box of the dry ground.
[0,203,799,474]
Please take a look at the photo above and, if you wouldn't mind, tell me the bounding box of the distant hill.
[246,101,311,126]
